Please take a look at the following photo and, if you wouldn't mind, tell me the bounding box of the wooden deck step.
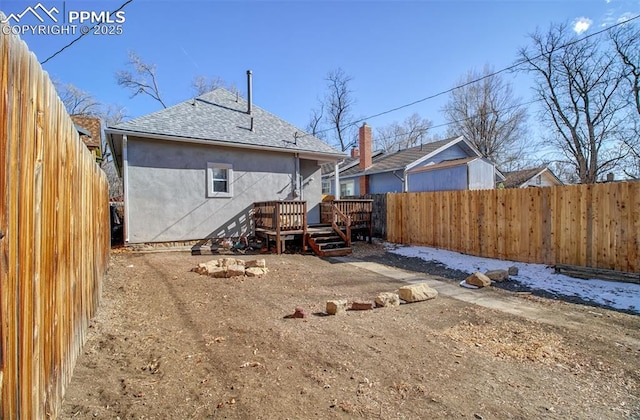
[306,226,352,257]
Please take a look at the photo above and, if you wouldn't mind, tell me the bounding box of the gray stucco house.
[106,85,343,244]
[324,123,500,196]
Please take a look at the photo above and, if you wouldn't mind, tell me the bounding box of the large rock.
[465,272,492,288]
[351,301,374,311]
[218,258,238,267]
[326,299,348,315]
[226,264,245,278]
[292,307,307,318]
[208,266,227,278]
[245,267,268,277]
[398,283,438,303]
[245,259,266,268]
[485,269,509,283]
[375,292,400,308]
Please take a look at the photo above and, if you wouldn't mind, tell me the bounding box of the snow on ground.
[387,244,640,314]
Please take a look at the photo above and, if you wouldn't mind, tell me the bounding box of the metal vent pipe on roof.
[246,70,252,115]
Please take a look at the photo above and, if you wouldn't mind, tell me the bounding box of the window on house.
[340,180,354,197]
[536,175,542,185]
[207,162,233,198]
[322,179,331,194]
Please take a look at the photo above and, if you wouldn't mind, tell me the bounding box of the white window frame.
[340,179,355,197]
[207,162,233,198]
[322,179,331,194]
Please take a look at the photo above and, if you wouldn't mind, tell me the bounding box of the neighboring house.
[105,82,343,244]
[71,115,103,163]
[500,166,563,188]
[323,123,500,196]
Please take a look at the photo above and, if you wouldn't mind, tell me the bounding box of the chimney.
[358,122,372,170]
[351,147,359,158]
[246,70,252,115]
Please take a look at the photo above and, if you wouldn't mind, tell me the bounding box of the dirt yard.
[60,243,640,419]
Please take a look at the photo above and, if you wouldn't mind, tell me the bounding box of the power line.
[307,14,640,140]
[40,0,134,65]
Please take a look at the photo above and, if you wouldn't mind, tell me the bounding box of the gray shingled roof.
[502,166,547,188]
[108,89,343,157]
[339,136,463,177]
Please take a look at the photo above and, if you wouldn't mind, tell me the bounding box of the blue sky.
[2,0,639,147]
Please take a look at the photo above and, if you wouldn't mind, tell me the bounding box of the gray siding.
[407,166,468,192]
[126,137,321,243]
[468,159,495,189]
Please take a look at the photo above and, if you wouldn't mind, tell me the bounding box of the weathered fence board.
[387,183,640,273]
[0,21,110,418]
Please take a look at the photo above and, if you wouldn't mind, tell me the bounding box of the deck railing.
[321,199,373,225]
[253,200,307,253]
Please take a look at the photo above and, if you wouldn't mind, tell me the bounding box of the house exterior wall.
[300,159,322,223]
[410,144,468,169]
[370,171,403,193]
[126,137,320,243]
[407,166,468,192]
[520,171,560,188]
[468,159,496,189]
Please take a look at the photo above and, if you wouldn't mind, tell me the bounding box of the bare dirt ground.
[61,242,640,419]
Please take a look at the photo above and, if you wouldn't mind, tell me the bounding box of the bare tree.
[191,75,239,96]
[518,23,629,183]
[305,103,325,140]
[375,113,433,152]
[442,65,528,169]
[307,68,356,150]
[115,51,167,108]
[610,23,640,116]
[53,81,126,196]
[325,68,356,151]
[611,23,640,178]
[54,80,102,116]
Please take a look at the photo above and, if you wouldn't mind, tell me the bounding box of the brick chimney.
[351,147,359,158]
[358,122,372,170]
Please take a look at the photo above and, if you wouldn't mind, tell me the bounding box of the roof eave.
[104,128,346,161]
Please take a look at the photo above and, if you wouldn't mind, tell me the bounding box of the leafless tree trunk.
[375,113,433,152]
[441,65,528,169]
[305,104,325,140]
[611,23,640,178]
[518,23,629,184]
[115,51,167,108]
[324,68,355,151]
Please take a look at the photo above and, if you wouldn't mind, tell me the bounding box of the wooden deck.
[253,199,373,256]
[254,200,307,254]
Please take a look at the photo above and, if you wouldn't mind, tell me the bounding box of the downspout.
[294,154,301,199]
[392,170,407,192]
[334,161,340,200]
[122,134,130,243]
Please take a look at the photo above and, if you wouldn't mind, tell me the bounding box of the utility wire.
[307,14,640,139]
[40,0,134,65]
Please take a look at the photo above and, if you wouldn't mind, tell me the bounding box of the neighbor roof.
[338,136,470,178]
[106,89,343,158]
[502,166,557,188]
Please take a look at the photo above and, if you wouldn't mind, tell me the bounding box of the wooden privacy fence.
[387,183,640,273]
[0,22,110,418]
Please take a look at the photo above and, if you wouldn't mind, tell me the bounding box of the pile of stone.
[193,258,268,278]
[463,266,518,288]
[325,282,438,315]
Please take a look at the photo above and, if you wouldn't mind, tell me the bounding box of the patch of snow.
[387,244,640,314]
